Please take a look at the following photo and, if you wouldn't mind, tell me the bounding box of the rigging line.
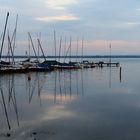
[28,32,38,61]
[0,12,9,60]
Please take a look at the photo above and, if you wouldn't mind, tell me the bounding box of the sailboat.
[54,36,81,70]
[36,38,54,71]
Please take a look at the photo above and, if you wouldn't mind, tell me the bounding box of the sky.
[1,0,140,56]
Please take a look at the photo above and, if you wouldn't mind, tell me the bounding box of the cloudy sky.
[1,0,140,55]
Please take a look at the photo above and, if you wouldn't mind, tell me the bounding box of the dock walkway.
[95,61,120,67]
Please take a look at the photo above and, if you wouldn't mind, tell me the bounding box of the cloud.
[0,5,13,12]
[136,8,140,11]
[45,0,77,10]
[125,22,140,27]
[115,22,140,29]
[35,15,79,22]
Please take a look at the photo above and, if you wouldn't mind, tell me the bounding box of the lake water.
[0,58,140,140]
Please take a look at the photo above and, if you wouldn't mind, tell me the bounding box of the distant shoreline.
[1,55,140,59]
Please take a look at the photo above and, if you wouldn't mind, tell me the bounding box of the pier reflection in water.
[0,69,86,130]
[0,66,122,139]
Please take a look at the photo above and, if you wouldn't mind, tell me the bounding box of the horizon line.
[1,55,140,59]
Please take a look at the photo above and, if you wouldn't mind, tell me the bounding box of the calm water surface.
[0,58,140,140]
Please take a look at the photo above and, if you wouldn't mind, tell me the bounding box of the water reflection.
[26,73,45,105]
[0,81,11,130]
[0,66,122,139]
[120,66,122,83]
[0,70,85,128]
[52,69,85,103]
[109,66,111,88]
[0,75,20,131]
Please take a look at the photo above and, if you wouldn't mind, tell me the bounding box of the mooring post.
[120,66,122,82]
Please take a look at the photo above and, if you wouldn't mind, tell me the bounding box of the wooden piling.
[120,66,122,82]
[28,73,31,81]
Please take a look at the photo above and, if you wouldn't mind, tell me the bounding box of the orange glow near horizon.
[67,39,140,54]
[36,15,79,22]
[5,39,140,55]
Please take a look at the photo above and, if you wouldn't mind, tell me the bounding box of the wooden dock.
[95,61,120,67]
[0,67,54,74]
[0,61,120,74]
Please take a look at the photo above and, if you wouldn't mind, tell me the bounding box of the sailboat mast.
[37,32,41,57]
[8,34,15,64]
[76,37,79,63]
[69,36,71,63]
[37,39,47,62]
[81,36,84,63]
[59,36,62,62]
[63,36,66,63]
[64,38,71,62]
[54,30,57,61]
[28,33,31,59]
[0,12,9,60]
[12,14,18,60]
[28,32,38,61]
[109,43,111,63]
